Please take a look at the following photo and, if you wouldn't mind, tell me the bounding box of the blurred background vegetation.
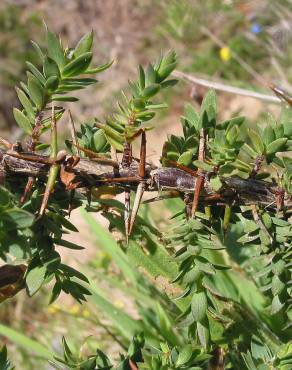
[0,0,291,368]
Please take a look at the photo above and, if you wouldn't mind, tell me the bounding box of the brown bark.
[1,149,291,210]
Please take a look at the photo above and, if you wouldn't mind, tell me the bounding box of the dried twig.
[174,71,281,104]
[270,85,292,106]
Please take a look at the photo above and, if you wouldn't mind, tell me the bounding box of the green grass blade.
[0,324,53,360]
[81,209,138,284]
[127,238,178,281]
[87,280,143,340]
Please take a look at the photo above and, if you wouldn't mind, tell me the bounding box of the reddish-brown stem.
[20,112,43,205]
[0,137,12,149]
[191,128,205,216]
[6,151,54,165]
[129,360,138,370]
[167,159,197,176]
[98,176,140,183]
[139,130,146,178]
[250,155,265,178]
[7,150,66,165]
[191,176,204,216]
[71,143,118,167]
[20,177,34,205]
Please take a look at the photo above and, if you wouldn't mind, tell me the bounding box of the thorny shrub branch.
[1,26,292,370]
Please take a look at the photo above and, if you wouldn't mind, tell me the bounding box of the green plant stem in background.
[39,106,59,216]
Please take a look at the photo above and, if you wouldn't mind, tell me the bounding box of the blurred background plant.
[0,3,42,136]
[0,0,292,369]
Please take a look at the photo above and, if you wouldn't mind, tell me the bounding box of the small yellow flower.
[47,304,60,315]
[82,309,90,318]
[219,47,231,62]
[69,304,81,315]
[114,300,125,309]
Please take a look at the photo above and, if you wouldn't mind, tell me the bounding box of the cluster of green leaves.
[243,108,292,165]
[0,186,34,262]
[170,215,228,350]
[191,102,292,324]
[1,27,114,304]
[51,334,145,370]
[236,208,292,319]
[0,181,90,303]
[80,196,285,369]
[161,104,199,167]
[162,90,246,179]
[66,122,110,155]
[13,25,112,137]
[159,90,292,366]
[77,192,292,369]
[242,336,292,370]
[96,51,177,151]
[229,109,292,322]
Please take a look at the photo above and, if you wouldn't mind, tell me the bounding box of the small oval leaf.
[93,129,108,152]
[262,126,275,146]
[197,320,209,349]
[28,73,44,109]
[191,291,207,322]
[43,56,60,78]
[62,52,93,77]
[266,138,287,155]
[248,128,264,154]
[73,30,93,58]
[176,345,193,366]
[26,265,46,296]
[15,87,35,122]
[178,151,193,166]
[142,83,160,99]
[13,108,33,134]
[85,59,114,74]
[47,28,66,68]
[45,76,59,91]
